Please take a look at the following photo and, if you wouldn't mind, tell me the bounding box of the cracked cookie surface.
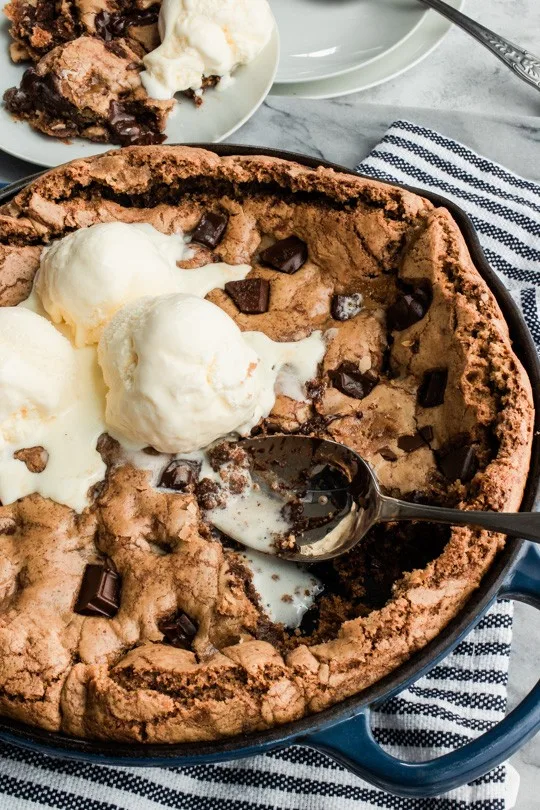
[0,146,533,742]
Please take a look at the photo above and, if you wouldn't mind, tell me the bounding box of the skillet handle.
[299,543,540,797]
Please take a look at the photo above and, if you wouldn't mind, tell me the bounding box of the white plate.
[0,12,279,168]
[273,0,426,84]
[271,0,463,99]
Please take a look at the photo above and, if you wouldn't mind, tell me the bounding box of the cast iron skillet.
[0,145,539,798]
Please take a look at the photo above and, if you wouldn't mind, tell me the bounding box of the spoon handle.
[378,496,540,543]
[417,0,540,92]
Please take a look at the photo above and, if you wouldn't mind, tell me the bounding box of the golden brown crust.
[0,146,533,742]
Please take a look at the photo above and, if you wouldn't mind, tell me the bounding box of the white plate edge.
[276,5,428,86]
[0,16,280,167]
[270,1,465,100]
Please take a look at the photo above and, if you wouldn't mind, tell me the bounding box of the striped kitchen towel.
[0,122,538,809]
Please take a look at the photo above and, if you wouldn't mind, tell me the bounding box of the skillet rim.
[0,144,538,762]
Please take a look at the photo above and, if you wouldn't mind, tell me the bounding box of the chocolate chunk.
[128,7,161,28]
[104,40,128,59]
[397,434,425,453]
[398,426,434,453]
[332,363,379,400]
[378,446,398,462]
[259,236,308,274]
[158,459,201,491]
[95,7,159,40]
[387,282,432,331]
[74,563,120,618]
[159,612,198,649]
[108,100,166,146]
[419,425,434,443]
[331,293,363,322]
[437,445,478,482]
[418,370,448,407]
[32,2,49,24]
[95,10,117,39]
[225,278,270,314]
[192,211,229,248]
[4,67,80,126]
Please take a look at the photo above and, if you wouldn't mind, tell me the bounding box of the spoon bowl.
[242,435,379,561]
[239,436,540,562]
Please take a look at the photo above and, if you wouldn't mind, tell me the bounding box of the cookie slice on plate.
[3,35,173,144]
[4,0,160,62]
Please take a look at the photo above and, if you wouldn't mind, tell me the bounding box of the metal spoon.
[417,0,540,93]
[240,435,540,562]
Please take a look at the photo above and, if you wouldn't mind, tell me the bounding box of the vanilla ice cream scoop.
[98,293,325,453]
[98,294,265,453]
[141,0,274,100]
[0,307,76,447]
[36,222,188,347]
[35,221,249,347]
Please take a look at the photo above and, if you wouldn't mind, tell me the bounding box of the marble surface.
[0,0,538,806]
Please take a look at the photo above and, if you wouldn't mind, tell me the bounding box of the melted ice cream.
[141,0,274,99]
[241,551,322,628]
[123,445,323,627]
[0,293,108,512]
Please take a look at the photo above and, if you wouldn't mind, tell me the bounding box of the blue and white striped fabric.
[1,122,538,809]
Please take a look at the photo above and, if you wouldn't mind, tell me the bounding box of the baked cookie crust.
[0,146,533,742]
